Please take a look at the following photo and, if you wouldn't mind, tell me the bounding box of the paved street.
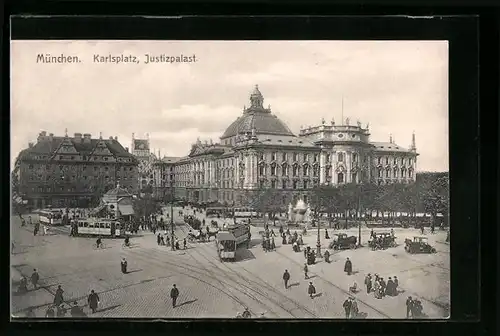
[11,207,449,319]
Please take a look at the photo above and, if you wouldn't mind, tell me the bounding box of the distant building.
[154,85,418,207]
[130,133,158,193]
[13,131,138,209]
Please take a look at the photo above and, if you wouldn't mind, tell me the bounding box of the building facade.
[154,85,418,207]
[131,133,159,193]
[14,131,139,209]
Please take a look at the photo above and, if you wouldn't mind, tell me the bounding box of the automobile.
[328,233,357,250]
[404,236,437,254]
[368,232,397,250]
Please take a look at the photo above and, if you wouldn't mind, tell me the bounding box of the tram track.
[175,223,318,318]
[121,247,281,317]
[189,240,317,318]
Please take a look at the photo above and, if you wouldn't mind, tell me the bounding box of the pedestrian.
[175,240,180,250]
[45,305,55,317]
[364,273,372,293]
[379,277,386,297]
[307,282,316,298]
[43,225,48,235]
[271,237,276,250]
[303,247,308,259]
[121,258,128,274]
[56,304,67,317]
[279,225,284,235]
[29,216,32,225]
[157,233,161,246]
[183,238,187,249]
[170,284,179,308]
[325,229,330,239]
[323,249,330,263]
[282,234,287,245]
[283,269,290,289]
[303,263,309,279]
[420,224,424,235]
[53,285,64,306]
[406,296,414,318]
[394,276,399,292]
[31,269,40,289]
[87,290,100,314]
[344,257,353,276]
[342,297,351,318]
[350,297,359,318]
[373,280,381,299]
[386,277,395,296]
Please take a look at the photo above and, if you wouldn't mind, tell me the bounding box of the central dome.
[221,85,295,139]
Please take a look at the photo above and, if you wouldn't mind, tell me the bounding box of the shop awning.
[118,204,134,216]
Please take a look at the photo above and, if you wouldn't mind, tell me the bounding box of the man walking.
[303,263,309,279]
[283,269,290,289]
[344,257,353,276]
[170,284,179,308]
[406,296,414,318]
[307,282,316,298]
[343,297,351,318]
[364,273,372,293]
[31,269,40,289]
[87,290,100,314]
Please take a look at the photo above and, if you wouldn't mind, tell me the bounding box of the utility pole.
[170,180,175,251]
[315,192,322,258]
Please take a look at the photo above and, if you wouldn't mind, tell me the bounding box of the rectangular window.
[352,153,357,162]
[293,153,298,162]
[385,157,389,165]
[271,180,276,188]
[338,152,344,162]
[352,172,357,183]
[303,154,308,162]
[385,169,390,178]
[293,181,298,189]
[303,180,309,189]
[313,154,319,162]
[378,157,382,165]
[282,180,287,189]
[272,152,277,161]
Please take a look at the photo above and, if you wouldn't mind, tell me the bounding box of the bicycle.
[93,243,106,249]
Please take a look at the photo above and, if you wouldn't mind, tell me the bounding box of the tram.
[73,218,123,237]
[233,208,258,218]
[220,222,251,247]
[216,231,237,262]
[38,209,63,226]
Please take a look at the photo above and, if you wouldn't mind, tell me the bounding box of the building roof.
[217,231,236,241]
[104,185,132,198]
[254,134,316,148]
[160,156,182,163]
[371,142,412,153]
[19,135,135,159]
[221,85,295,139]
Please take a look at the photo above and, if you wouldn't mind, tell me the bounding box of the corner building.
[14,131,139,208]
[157,86,418,207]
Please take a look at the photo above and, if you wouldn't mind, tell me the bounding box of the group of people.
[17,269,40,293]
[364,273,400,299]
[156,232,186,250]
[282,269,318,300]
[406,296,425,318]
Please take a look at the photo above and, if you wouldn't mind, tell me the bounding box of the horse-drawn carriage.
[328,233,357,250]
[368,232,397,250]
[187,226,219,243]
[404,236,437,254]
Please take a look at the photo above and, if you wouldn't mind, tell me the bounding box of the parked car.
[329,233,357,250]
[368,232,397,250]
[404,236,437,254]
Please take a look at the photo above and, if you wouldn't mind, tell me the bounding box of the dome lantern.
[249,84,264,109]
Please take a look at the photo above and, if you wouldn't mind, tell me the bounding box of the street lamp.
[357,182,364,248]
[315,192,322,258]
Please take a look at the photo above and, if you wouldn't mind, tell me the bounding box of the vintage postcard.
[11,40,449,319]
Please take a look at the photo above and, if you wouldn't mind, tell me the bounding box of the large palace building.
[153,85,418,207]
[13,131,139,208]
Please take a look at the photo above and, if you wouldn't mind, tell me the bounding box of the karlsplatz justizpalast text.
[36,54,81,64]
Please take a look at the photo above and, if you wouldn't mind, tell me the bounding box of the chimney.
[28,142,34,148]
[74,133,82,141]
[114,136,118,141]
[48,133,54,141]
[40,131,47,136]
[109,136,114,140]
[125,147,129,152]
[83,133,92,143]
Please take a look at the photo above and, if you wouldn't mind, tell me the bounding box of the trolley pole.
[170,181,175,251]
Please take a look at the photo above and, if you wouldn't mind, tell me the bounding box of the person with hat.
[344,257,353,275]
[170,284,180,308]
[307,282,316,298]
[303,263,309,279]
[364,273,372,293]
[121,258,128,274]
[282,269,291,289]
[342,297,351,318]
[406,296,414,318]
[87,289,100,314]
[350,297,359,318]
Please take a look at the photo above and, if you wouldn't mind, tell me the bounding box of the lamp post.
[357,182,364,247]
[170,180,175,251]
[315,192,322,258]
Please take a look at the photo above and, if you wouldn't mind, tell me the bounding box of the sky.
[11,40,448,172]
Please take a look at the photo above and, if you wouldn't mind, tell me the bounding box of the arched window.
[401,168,406,178]
[326,167,331,177]
[270,164,276,176]
[378,168,383,178]
[259,164,265,176]
[393,168,398,178]
[337,172,344,184]
[408,168,413,178]
[293,164,299,177]
[385,169,390,178]
[303,165,309,176]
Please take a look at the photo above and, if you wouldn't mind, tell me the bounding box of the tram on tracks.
[216,231,237,262]
[216,222,252,261]
[73,218,124,237]
[38,209,63,226]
